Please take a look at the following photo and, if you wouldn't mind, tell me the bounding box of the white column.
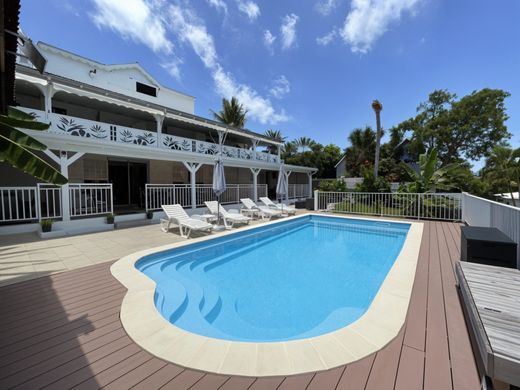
[252,139,258,161]
[250,168,261,201]
[277,145,281,162]
[307,172,315,198]
[59,151,70,222]
[43,83,55,121]
[154,114,165,146]
[285,171,292,202]
[183,162,203,210]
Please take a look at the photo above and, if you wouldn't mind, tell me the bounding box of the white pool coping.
[111,213,423,376]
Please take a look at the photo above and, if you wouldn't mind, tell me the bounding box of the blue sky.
[21,0,520,167]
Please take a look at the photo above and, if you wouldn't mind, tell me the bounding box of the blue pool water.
[136,215,410,342]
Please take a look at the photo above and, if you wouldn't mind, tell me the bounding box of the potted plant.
[106,213,114,224]
[40,219,53,233]
[146,210,154,219]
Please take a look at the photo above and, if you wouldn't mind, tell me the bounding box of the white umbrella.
[212,154,226,229]
[276,163,288,213]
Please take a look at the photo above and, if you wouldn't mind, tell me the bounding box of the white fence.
[0,184,112,223]
[69,184,113,217]
[145,184,268,211]
[288,184,310,199]
[316,191,463,221]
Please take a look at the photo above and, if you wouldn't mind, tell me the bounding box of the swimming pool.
[135,215,410,342]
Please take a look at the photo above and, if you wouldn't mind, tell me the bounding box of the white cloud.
[161,57,183,80]
[340,0,421,53]
[90,0,172,54]
[269,76,290,99]
[207,0,228,14]
[316,30,337,46]
[236,1,260,21]
[315,0,342,16]
[280,13,299,50]
[263,30,276,52]
[168,5,288,125]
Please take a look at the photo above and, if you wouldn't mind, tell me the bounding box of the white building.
[1,42,316,235]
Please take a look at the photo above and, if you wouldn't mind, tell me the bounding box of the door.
[108,160,148,208]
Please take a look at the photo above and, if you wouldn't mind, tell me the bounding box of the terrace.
[0,214,480,389]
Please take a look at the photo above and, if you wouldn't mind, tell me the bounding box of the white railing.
[145,184,268,210]
[69,184,113,217]
[462,193,520,266]
[288,184,310,199]
[17,107,280,164]
[37,184,62,220]
[0,187,39,222]
[316,191,462,221]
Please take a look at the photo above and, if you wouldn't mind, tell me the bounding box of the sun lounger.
[161,204,213,238]
[240,198,283,220]
[259,197,296,215]
[205,201,251,228]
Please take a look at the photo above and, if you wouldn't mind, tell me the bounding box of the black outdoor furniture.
[461,226,517,269]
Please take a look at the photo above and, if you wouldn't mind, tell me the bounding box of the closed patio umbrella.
[212,154,226,230]
[276,163,288,213]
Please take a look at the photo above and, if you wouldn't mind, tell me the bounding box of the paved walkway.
[0,215,286,287]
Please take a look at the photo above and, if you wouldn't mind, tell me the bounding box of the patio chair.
[240,198,283,220]
[161,205,213,238]
[205,201,251,229]
[259,197,297,215]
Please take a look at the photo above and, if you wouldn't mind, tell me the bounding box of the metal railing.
[69,184,113,217]
[288,184,310,199]
[37,184,62,220]
[316,191,462,221]
[0,187,39,222]
[145,184,268,210]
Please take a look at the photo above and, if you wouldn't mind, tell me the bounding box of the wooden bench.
[456,262,520,388]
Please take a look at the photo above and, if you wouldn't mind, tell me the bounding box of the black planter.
[41,224,52,233]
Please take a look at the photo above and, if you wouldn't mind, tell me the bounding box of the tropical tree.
[211,96,248,128]
[483,145,520,206]
[0,107,67,184]
[343,126,377,177]
[394,89,511,164]
[294,136,315,153]
[264,129,285,154]
[401,148,463,193]
[282,141,297,157]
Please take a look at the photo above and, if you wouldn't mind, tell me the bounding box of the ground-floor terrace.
[0,154,313,235]
[0,215,480,390]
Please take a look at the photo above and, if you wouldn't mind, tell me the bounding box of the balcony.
[16,107,280,165]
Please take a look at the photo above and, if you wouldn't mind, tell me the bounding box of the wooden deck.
[456,262,520,387]
[0,220,480,389]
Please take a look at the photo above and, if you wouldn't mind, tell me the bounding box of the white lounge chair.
[240,198,283,220]
[205,201,251,228]
[161,205,213,238]
[259,197,297,215]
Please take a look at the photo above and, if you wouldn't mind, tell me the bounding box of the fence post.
[109,184,114,214]
[417,194,421,220]
[314,190,319,210]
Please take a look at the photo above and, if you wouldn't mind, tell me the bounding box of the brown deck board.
[0,221,480,390]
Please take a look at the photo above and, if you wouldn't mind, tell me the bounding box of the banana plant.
[0,107,67,185]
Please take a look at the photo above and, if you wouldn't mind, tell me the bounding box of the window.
[136,82,157,97]
[52,107,67,115]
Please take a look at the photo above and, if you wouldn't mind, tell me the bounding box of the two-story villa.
[0,41,315,235]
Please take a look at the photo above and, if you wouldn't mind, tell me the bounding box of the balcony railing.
[145,184,268,211]
[17,107,280,164]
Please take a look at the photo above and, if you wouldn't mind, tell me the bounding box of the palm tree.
[485,145,520,206]
[211,97,248,128]
[344,126,377,176]
[282,141,297,157]
[264,130,285,154]
[401,148,462,193]
[294,136,315,153]
[0,107,67,184]
[372,99,383,178]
